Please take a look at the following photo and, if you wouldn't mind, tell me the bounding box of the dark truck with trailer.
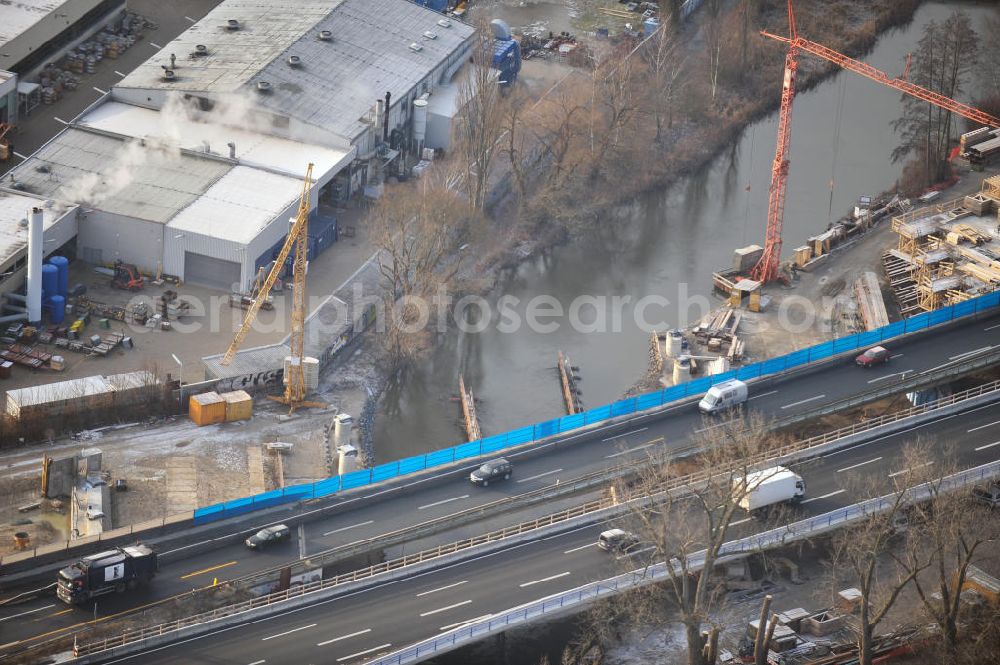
[56,545,157,604]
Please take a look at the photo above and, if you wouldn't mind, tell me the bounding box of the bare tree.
[705,0,724,106]
[891,447,999,657]
[642,20,688,141]
[455,16,506,211]
[826,445,935,665]
[370,175,469,370]
[612,413,785,665]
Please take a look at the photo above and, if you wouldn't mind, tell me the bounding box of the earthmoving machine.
[750,0,1000,284]
[111,260,144,291]
[221,164,322,413]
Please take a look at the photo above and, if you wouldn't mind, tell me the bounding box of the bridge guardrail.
[193,291,1000,524]
[69,380,1000,660]
[365,459,1000,665]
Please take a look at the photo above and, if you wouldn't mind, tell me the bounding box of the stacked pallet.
[854,272,890,331]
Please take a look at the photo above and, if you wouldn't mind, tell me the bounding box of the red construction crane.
[751,0,1000,284]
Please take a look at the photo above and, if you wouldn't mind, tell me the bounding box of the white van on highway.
[698,379,748,415]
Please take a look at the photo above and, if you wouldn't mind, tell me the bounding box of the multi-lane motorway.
[0,312,997,652]
[94,399,1000,664]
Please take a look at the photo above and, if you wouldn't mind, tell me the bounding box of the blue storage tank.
[49,255,70,296]
[50,295,66,324]
[42,264,58,302]
[492,39,521,85]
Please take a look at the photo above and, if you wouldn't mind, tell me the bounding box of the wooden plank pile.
[854,272,890,331]
[1,343,53,369]
[694,309,745,362]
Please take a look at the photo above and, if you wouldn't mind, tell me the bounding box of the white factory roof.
[0,0,61,50]
[202,342,290,379]
[78,100,354,179]
[167,166,302,244]
[114,0,474,144]
[115,0,339,94]
[0,191,75,267]
[8,127,231,224]
[6,375,113,408]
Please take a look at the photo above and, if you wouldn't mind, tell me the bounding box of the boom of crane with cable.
[221,163,324,413]
[751,0,1000,284]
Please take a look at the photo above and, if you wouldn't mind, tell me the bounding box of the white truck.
[735,466,806,512]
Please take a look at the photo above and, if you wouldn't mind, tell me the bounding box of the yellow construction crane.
[221,163,323,412]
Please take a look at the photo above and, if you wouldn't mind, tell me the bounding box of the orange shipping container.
[189,391,226,426]
[220,390,253,422]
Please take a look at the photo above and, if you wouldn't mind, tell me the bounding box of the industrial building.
[1,0,476,292]
[0,0,128,123]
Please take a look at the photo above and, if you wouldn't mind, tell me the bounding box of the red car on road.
[856,345,890,367]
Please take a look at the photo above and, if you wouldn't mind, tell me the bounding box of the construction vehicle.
[56,545,157,604]
[111,260,144,291]
[221,164,322,413]
[750,0,1000,284]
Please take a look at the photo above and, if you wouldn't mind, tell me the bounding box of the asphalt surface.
[0,312,997,648]
[93,399,1000,665]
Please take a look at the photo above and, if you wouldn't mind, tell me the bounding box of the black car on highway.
[470,458,512,486]
[245,524,292,550]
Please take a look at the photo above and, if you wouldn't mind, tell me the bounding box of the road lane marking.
[416,580,467,597]
[0,604,54,622]
[837,457,883,473]
[517,468,563,483]
[606,442,657,458]
[564,542,596,554]
[747,390,778,401]
[975,440,1000,452]
[969,421,1000,433]
[520,571,571,587]
[781,394,826,410]
[730,518,752,526]
[184,15,196,22]
[985,323,1000,332]
[602,427,648,441]
[298,523,306,559]
[261,623,316,641]
[888,461,933,478]
[801,489,847,504]
[868,371,911,384]
[440,614,491,631]
[92,87,108,95]
[317,628,371,646]
[248,661,266,665]
[420,600,473,616]
[695,420,737,433]
[180,561,237,580]
[418,495,469,510]
[949,346,992,361]
[323,520,375,536]
[890,353,904,359]
[113,70,126,77]
[337,644,392,662]
[41,608,73,620]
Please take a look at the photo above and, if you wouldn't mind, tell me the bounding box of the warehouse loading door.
[183,252,241,291]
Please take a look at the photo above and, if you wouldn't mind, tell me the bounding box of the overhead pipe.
[26,207,43,324]
[4,292,26,302]
[0,313,28,323]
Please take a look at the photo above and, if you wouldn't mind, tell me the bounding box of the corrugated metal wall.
[78,210,162,271]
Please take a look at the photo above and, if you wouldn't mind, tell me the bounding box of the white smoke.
[60,137,181,208]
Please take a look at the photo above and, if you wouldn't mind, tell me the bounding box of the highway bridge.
[1,309,998,661]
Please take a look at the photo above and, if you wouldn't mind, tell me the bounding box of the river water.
[375,1,995,463]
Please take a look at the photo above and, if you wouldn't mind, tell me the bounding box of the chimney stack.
[383,91,391,141]
[26,207,43,324]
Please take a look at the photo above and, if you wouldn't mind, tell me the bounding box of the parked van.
[698,379,748,415]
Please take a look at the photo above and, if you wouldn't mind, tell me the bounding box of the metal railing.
[70,380,1000,660]
[366,460,1000,665]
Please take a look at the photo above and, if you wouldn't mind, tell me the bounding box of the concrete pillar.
[338,443,358,476]
[334,413,353,450]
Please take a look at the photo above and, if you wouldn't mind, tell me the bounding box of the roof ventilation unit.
[227,19,240,30]
[162,69,176,81]
[287,55,302,67]
[408,43,423,52]
[256,80,272,93]
[194,44,208,56]
[423,31,437,40]
[437,19,451,28]
[318,30,333,41]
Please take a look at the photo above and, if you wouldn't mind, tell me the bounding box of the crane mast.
[221,163,321,413]
[751,0,1000,284]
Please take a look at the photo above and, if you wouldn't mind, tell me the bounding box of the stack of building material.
[854,272,890,331]
[189,391,226,426]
